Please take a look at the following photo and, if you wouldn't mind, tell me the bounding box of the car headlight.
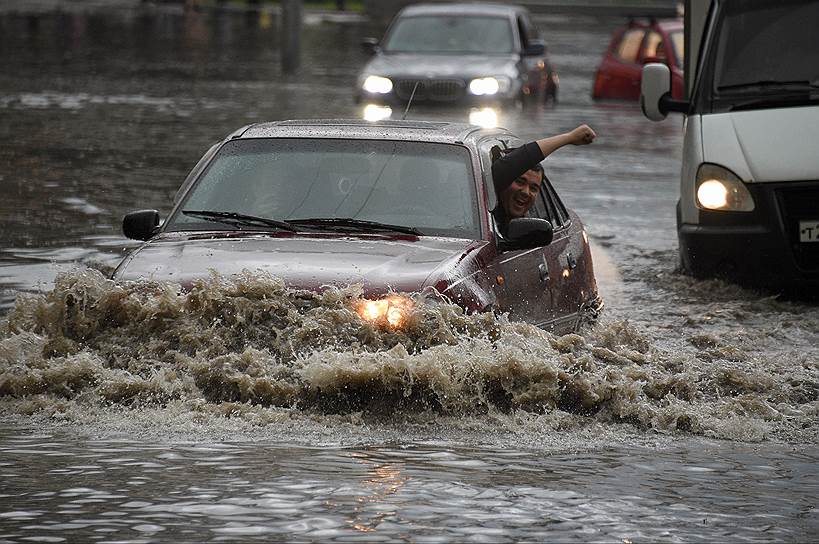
[468,77,510,96]
[356,295,413,328]
[362,75,393,94]
[695,164,755,212]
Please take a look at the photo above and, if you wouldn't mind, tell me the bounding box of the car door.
[537,175,595,332]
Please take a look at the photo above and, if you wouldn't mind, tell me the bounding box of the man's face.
[500,168,542,219]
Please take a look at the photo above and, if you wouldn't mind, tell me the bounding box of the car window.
[643,31,666,62]
[540,175,570,229]
[383,15,514,54]
[530,188,548,221]
[616,28,644,63]
[170,138,481,239]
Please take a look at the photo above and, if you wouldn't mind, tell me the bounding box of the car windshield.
[169,138,481,239]
[383,15,514,54]
[711,0,819,100]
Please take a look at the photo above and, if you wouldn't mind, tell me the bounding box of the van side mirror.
[641,63,688,121]
[361,37,379,55]
[499,217,553,251]
[524,38,546,56]
[123,210,160,241]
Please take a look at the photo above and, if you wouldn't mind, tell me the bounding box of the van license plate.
[800,221,819,242]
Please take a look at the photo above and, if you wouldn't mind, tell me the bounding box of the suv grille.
[777,185,819,270]
[394,79,465,102]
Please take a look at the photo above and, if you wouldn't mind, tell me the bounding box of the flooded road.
[1,3,817,542]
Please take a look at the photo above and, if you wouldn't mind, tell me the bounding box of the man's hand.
[534,124,597,159]
[568,124,596,146]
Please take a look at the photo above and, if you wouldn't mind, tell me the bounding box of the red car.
[592,18,684,101]
[114,120,601,334]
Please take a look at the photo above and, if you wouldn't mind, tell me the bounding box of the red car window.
[616,29,644,63]
[643,31,666,62]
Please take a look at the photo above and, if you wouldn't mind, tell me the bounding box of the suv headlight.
[695,164,755,212]
[468,76,511,96]
[362,75,393,94]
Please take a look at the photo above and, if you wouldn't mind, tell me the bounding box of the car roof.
[398,2,527,18]
[236,119,510,146]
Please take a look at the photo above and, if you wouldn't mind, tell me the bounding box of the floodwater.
[1,3,817,542]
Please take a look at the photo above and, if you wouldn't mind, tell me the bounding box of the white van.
[640,0,819,293]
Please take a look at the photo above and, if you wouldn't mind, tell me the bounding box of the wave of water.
[1,269,816,443]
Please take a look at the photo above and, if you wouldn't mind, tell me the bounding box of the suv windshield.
[709,0,819,110]
[169,138,480,239]
[383,15,514,54]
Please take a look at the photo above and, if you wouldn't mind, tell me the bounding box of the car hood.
[113,232,478,294]
[362,53,518,80]
[701,105,819,182]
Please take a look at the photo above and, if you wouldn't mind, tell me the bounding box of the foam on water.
[0,269,816,443]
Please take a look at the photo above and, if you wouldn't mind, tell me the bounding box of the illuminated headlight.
[356,295,413,328]
[468,77,510,96]
[362,75,393,94]
[695,164,755,211]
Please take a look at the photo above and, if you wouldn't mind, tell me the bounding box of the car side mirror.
[361,37,380,55]
[123,209,160,241]
[641,62,688,121]
[499,217,553,251]
[523,38,546,56]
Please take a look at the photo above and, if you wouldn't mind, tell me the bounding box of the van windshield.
[710,0,819,110]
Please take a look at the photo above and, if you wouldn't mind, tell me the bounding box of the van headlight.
[695,164,755,212]
[362,75,393,94]
[468,77,510,96]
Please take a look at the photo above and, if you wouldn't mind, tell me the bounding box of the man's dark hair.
[528,161,545,176]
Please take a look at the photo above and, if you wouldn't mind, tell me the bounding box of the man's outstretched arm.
[491,124,597,193]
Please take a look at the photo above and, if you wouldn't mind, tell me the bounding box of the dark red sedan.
[114,120,601,334]
[592,18,684,101]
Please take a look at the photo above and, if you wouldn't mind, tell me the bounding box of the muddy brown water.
[0,5,817,542]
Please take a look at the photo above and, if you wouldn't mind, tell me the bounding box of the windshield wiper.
[717,80,819,94]
[182,210,296,232]
[287,217,423,236]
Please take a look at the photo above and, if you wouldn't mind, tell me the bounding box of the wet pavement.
[0,4,817,542]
